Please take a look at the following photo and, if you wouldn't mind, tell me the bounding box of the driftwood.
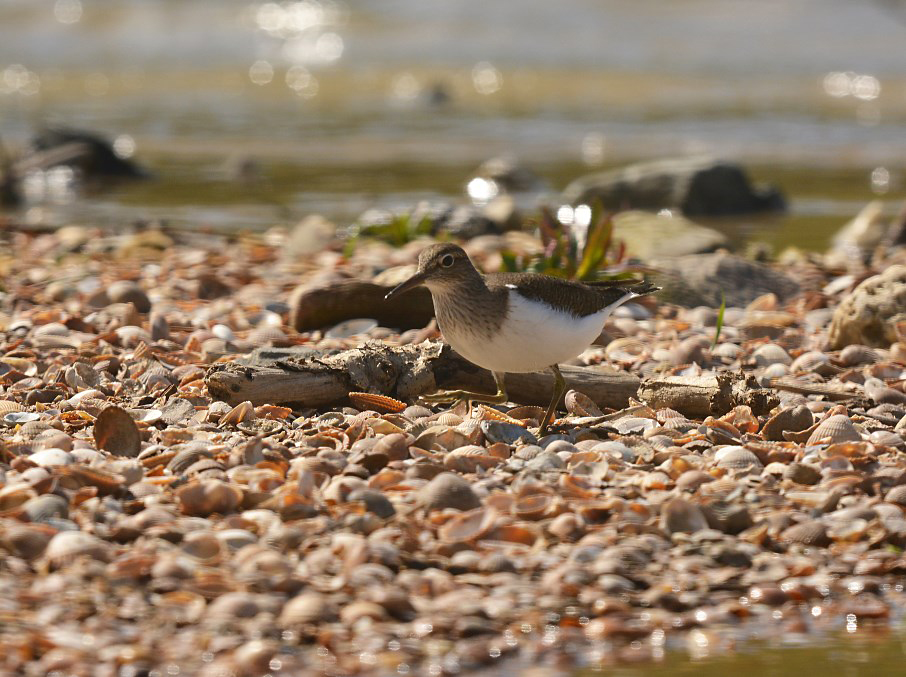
[205,341,640,410]
[289,280,435,332]
[638,372,778,418]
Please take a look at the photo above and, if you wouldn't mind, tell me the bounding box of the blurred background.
[1,0,905,250]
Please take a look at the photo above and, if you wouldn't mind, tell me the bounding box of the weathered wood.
[638,372,777,418]
[205,341,639,410]
[289,279,435,332]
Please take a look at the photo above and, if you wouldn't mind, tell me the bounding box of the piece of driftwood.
[205,341,640,410]
[768,377,857,401]
[638,372,777,418]
[289,280,435,332]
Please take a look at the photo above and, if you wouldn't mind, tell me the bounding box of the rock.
[21,126,149,179]
[473,155,545,194]
[828,265,906,349]
[610,210,728,259]
[106,280,151,313]
[562,157,785,217]
[288,278,434,332]
[649,251,800,307]
[286,215,336,257]
[826,201,886,268]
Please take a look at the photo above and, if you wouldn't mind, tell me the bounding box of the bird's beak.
[384,270,427,301]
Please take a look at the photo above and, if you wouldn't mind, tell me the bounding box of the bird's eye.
[439,254,455,268]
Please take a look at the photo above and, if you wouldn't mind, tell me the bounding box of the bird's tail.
[587,278,660,298]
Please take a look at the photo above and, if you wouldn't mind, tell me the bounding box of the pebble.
[0,221,903,676]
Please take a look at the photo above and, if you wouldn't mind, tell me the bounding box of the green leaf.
[713,292,726,346]
[576,210,614,280]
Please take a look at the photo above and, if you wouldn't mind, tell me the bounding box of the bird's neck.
[430,267,489,304]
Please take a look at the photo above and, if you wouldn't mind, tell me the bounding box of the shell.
[839,344,879,366]
[806,414,861,445]
[660,497,709,534]
[506,405,546,423]
[0,400,24,413]
[761,405,813,441]
[93,405,142,457]
[783,462,821,485]
[714,446,763,470]
[2,523,57,560]
[789,351,831,374]
[280,592,338,625]
[564,390,603,417]
[22,493,69,522]
[779,520,830,547]
[44,531,111,567]
[675,470,714,492]
[885,485,906,506]
[471,404,526,426]
[175,479,243,516]
[437,507,497,543]
[58,465,127,495]
[4,411,41,425]
[128,408,163,424]
[752,343,791,367]
[348,392,406,414]
[219,400,255,426]
[419,472,482,512]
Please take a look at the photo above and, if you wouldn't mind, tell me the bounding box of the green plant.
[501,202,639,281]
[713,292,726,346]
[343,210,434,256]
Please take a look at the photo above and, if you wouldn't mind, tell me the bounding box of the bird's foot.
[420,388,508,407]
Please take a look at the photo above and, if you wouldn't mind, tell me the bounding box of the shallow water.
[2,0,906,248]
[575,632,906,677]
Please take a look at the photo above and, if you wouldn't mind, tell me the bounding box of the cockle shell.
[714,446,763,469]
[564,390,603,417]
[44,531,111,568]
[175,479,243,516]
[839,344,879,366]
[779,520,830,547]
[806,414,861,445]
[348,392,406,414]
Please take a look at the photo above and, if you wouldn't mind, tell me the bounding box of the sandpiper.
[385,242,659,431]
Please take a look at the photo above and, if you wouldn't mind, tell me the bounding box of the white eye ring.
[440,254,455,268]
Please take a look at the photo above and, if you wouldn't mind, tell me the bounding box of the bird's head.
[384,243,475,300]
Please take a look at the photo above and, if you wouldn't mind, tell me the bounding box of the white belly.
[441,291,613,373]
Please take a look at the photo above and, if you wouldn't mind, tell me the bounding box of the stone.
[286,215,336,257]
[649,251,800,307]
[610,210,728,259]
[562,156,785,217]
[107,280,151,313]
[828,265,906,349]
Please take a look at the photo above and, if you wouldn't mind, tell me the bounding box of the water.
[2,1,905,243]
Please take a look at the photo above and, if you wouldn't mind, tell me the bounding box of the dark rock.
[21,126,149,179]
[473,155,545,193]
[562,156,785,217]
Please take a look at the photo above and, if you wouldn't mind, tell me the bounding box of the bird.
[385,242,658,432]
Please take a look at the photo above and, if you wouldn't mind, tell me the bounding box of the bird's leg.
[421,371,509,407]
[538,364,566,433]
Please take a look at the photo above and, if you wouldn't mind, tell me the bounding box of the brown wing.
[486,273,658,318]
